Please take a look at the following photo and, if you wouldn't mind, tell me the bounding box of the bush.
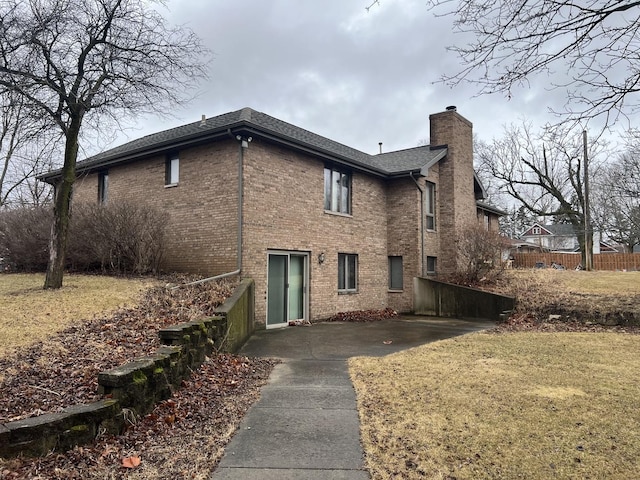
[68,201,167,274]
[450,223,506,285]
[0,201,167,274]
[0,206,51,271]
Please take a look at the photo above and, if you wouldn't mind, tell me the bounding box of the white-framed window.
[324,166,351,214]
[532,226,541,235]
[426,256,437,274]
[98,171,108,204]
[338,253,358,292]
[425,181,436,230]
[388,256,403,290]
[165,153,179,186]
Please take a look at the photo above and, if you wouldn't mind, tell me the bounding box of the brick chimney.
[429,107,476,274]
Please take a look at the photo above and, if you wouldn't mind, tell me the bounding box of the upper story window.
[165,153,179,186]
[324,166,351,214]
[532,226,541,235]
[338,253,358,292]
[98,171,108,204]
[425,181,436,230]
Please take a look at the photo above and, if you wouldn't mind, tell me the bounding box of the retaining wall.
[0,278,255,458]
[414,277,515,321]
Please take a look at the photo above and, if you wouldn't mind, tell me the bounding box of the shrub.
[450,223,506,285]
[0,201,166,275]
[0,206,51,271]
[68,201,167,274]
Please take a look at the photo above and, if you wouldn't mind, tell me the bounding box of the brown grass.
[488,269,640,324]
[350,331,640,479]
[0,273,157,356]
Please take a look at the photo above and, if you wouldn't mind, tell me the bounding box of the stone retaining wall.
[0,278,255,458]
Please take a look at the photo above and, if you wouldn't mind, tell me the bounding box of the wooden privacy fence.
[512,253,640,271]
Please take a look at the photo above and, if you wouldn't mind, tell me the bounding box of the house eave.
[476,201,506,216]
[39,119,395,184]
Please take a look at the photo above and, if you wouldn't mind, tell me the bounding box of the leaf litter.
[0,275,277,479]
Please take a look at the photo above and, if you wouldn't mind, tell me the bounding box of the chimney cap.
[446,105,457,111]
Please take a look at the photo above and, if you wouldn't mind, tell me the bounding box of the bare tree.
[0,92,58,208]
[476,121,605,267]
[593,133,640,251]
[427,0,640,125]
[0,0,208,288]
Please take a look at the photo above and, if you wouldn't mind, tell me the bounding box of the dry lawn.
[351,269,640,479]
[0,273,157,356]
[350,331,640,480]
[488,269,640,323]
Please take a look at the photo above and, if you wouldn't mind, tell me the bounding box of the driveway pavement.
[210,315,495,480]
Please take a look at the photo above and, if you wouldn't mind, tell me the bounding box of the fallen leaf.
[122,456,141,469]
[383,340,393,345]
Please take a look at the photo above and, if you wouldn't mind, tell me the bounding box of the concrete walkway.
[210,316,495,480]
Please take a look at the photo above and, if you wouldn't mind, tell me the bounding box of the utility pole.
[583,129,593,271]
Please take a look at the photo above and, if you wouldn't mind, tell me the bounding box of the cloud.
[99,0,630,159]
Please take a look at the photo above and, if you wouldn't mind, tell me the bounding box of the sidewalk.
[210,316,496,479]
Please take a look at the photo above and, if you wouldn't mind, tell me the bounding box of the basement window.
[338,253,358,292]
[389,256,403,290]
[426,256,437,275]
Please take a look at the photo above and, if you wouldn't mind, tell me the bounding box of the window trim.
[165,153,179,187]
[388,256,403,291]
[98,171,108,204]
[338,253,358,293]
[324,166,352,215]
[425,181,436,231]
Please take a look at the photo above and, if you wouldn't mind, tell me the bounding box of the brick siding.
[429,110,477,274]
[73,141,240,275]
[72,108,482,327]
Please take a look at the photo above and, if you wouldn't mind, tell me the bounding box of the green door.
[267,252,307,327]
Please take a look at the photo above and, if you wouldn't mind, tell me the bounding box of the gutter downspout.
[409,172,425,277]
[171,130,245,289]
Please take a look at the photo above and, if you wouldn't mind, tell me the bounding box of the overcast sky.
[105,0,615,156]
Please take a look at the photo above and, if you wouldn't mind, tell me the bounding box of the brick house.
[41,106,500,328]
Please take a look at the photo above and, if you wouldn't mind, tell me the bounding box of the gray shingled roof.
[41,107,448,181]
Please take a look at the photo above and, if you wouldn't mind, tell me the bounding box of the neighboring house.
[40,106,500,328]
[520,223,617,253]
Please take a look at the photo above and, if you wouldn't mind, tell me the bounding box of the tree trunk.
[44,120,80,289]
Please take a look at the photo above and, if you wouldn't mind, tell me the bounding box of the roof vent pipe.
[200,114,206,125]
[446,105,457,112]
[379,142,383,154]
